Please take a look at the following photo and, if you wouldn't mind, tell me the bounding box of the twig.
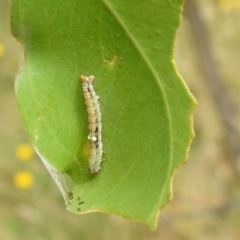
[184,0,240,177]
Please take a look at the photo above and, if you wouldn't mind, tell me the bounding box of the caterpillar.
[80,75,103,173]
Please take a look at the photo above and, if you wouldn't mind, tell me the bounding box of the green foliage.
[11,0,196,229]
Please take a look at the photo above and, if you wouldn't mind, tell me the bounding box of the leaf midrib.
[102,0,174,217]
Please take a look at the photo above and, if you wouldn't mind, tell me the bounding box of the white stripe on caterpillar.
[80,75,103,173]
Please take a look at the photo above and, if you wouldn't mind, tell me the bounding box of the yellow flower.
[13,171,34,189]
[16,143,35,161]
[0,42,4,57]
[219,0,240,10]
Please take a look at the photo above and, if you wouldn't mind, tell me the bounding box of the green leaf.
[11,0,196,229]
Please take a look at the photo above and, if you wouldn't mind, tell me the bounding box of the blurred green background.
[1,0,240,239]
